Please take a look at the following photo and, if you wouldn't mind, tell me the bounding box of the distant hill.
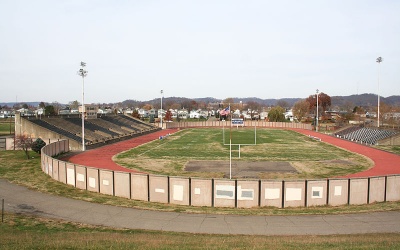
[1,94,399,109]
[331,94,400,107]
[0,102,40,108]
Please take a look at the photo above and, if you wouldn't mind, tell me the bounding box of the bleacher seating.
[334,126,398,145]
[65,118,120,138]
[25,114,160,148]
[29,118,87,143]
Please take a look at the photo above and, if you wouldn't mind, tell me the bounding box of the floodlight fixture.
[78,61,88,151]
[376,57,383,127]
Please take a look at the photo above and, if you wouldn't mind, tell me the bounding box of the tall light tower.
[78,62,88,151]
[376,57,383,128]
[316,89,319,132]
[160,90,163,129]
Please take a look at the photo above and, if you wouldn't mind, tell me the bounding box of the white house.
[138,109,149,118]
[284,109,294,122]
[189,110,201,119]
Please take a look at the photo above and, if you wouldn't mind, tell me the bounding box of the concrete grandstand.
[15,113,160,150]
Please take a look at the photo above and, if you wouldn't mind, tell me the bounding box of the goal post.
[222,121,258,179]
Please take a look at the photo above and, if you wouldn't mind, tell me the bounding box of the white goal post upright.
[222,117,257,179]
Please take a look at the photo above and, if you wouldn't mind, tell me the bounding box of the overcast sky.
[1,0,399,104]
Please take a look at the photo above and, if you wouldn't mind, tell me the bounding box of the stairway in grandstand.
[25,114,160,146]
[334,126,399,145]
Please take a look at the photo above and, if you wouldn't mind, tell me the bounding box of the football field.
[115,128,372,179]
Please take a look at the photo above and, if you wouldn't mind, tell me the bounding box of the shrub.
[32,138,46,154]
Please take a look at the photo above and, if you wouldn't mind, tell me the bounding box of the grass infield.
[115,128,372,179]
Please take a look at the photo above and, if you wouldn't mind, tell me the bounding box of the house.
[138,109,149,118]
[189,110,200,119]
[284,109,294,122]
[79,105,97,119]
[178,109,188,119]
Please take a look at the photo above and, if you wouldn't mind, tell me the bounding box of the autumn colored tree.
[189,100,198,110]
[306,92,331,112]
[131,109,140,119]
[142,104,153,110]
[14,135,33,159]
[222,98,234,107]
[197,101,207,110]
[292,99,310,122]
[164,110,173,121]
[268,106,286,122]
[170,103,181,110]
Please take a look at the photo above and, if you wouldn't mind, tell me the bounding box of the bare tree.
[247,101,261,119]
[14,135,33,159]
[292,99,310,122]
[68,100,80,110]
[276,100,289,109]
[51,101,63,114]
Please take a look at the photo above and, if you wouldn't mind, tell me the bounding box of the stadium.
[13,110,400,209]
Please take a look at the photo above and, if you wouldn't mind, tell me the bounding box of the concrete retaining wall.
[41,140,400,209]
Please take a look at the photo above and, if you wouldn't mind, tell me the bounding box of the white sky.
[1,0,399,104]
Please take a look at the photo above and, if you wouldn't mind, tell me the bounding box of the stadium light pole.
[229,104,232,179]
[316,89,319,132]
[78,62,88,151]
[160,90,163,129]
[376,57,383,128]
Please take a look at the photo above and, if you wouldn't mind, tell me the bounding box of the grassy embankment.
[1,143,400,248]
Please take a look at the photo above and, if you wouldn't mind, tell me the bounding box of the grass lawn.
[1,213,400,249]
[115,128,372,179]
[0,119,14,136]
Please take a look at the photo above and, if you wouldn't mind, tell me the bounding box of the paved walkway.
[1,179,400,235]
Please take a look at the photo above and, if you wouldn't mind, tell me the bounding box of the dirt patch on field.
[185,160,297,179]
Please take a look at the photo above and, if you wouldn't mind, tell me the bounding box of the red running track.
[295,129,400,177]
[63,128,400,178]
[62,129,178,173]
